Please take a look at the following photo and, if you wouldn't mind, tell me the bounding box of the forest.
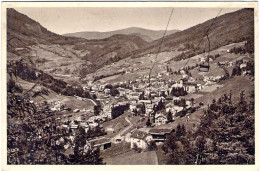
[161,90,254,164]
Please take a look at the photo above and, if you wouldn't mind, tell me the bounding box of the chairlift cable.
[183,9,222,70]
[148,8,174,86]
[206,33,210,67]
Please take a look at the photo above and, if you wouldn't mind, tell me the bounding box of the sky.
[15,7,241,35]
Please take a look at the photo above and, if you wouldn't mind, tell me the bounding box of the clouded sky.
[15,7,241,35]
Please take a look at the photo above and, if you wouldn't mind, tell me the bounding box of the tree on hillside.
[110,87,119,96]
[147,140,157,151]
[104,84,113,89]
[179,99,187,108]
[146,118,151,127]
[245,35,254,54]
[176,124,183,138]
[94,105,101,115]
[157,99,165,111]
[167,111,173,123]
[139,91,145,100]
[92,93,97,99]
[194,135,207,165]
[141,103,146,114]
[132,108,138,116]
[68,127,103,164]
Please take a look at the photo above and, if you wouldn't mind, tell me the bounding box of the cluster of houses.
[82,68,215,130]
[48,55,254,153]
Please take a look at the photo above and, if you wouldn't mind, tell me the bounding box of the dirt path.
[86,98,97,106]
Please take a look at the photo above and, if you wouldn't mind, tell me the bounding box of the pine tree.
[167,110,173,122]
[141,103,146,114]
[146,118,151,127]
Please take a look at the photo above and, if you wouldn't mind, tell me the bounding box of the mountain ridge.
[130,8,254,60]
[63,27,179,42]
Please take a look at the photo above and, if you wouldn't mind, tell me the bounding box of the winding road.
[86,98,97,106]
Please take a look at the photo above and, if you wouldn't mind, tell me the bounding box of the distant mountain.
[63,27,179,42]
[131,8,254,59]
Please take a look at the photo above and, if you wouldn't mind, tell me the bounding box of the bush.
[147,141,157,151]
[133,143,142,153]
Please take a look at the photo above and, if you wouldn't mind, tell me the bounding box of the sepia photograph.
[1,2,258,169]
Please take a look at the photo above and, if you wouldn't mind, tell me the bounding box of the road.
[87,98,97,106]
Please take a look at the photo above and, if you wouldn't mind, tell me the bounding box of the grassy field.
[101,142,131,161]
[102,112,129,138]
[60,97,95,110]
[195,75,253,105]
[103,149,158,165]
[91,42,247,85]
[89,49,182,83]
[121,115,147,136]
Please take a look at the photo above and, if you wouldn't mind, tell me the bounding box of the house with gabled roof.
[149,128,175,143]
[130,129,153,149]
[154,113,167,126]
[88,137,111,151]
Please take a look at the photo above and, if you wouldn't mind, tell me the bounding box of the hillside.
[7,9,149,78]
[7,8,254,80]
[7,8,86,49]
[63,27,179,42]
[131,8,254,59]
[73,34,148,67]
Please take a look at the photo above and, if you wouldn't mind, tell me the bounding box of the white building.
[104,88,111,95]
[184,83,197,93]
[240,63,247,69]
[145,104,154,116]
[171,80,183,88]
[173,106,184,114]
[155,113,168,126]
[130,130,153,149]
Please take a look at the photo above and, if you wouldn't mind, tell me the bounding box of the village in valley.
[6,7,255,165]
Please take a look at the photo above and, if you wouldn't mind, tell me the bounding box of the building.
[188,77,195,83]
[89,137,111,151]
[154,113,167,126]
[166,103,174,113]
[227,62,234,67]
[130,103,137,112]
[240,63,247,69]
[73,109,80,113]
[70,124,79,130]
[218,61,228,67]
[149,128,174,143]
[117,87,126,96]
[145,103,154,116]
[183,83,197,93]
[171,80,183,88]
[130,129,153,149]
[104,88,111,95]
[173,106,184,114]
[185,99,194,108]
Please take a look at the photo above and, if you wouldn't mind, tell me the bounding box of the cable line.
[183,9,222,70]
[148,8,174,86]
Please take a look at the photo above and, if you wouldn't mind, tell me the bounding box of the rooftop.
[131,130,149,140]
[149,128,174,134]
[89,137,111,146]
